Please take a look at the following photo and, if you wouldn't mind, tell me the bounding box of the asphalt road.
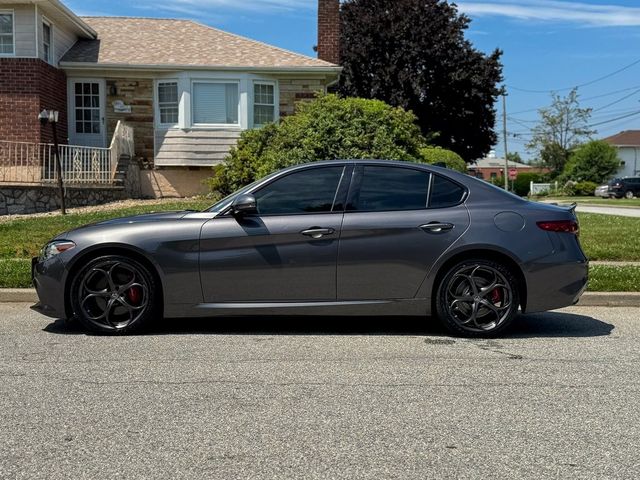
[1,304,639,479]
[575,204,640,217]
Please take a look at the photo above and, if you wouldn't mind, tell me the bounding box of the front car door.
[199,165,351,303]
[337,165,470,300]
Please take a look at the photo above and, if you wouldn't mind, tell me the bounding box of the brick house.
[0,0,341,197]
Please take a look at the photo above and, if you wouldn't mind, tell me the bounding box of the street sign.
[508,168,518,180]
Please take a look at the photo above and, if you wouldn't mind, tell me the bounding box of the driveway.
[1,304,639,479]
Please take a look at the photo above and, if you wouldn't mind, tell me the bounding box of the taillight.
[537,220,579,234]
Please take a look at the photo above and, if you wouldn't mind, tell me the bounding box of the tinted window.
[254,166,344,215]
[429,175,466,208]
[349,166,430,212]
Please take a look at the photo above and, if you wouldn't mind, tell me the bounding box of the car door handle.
[301,227,335,239]
[420,222,454,233]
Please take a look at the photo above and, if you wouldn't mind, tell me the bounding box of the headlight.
[39,240,76,261]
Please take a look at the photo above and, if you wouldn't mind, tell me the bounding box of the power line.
[507,58,640,94]
[593,88,640,112]
[589,109,640,127]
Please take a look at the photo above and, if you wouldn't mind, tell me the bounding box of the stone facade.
[0,185,128,215]
[105,78,155,162]
[0,58,68,144]
[279,78,326,117]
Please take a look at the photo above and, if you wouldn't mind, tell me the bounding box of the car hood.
[56,211,193,239]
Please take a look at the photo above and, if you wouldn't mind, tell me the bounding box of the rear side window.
[254,166,344,215]
[429,175,466,208]
[349,166,430,212]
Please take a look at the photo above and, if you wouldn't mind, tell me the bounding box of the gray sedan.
[32,160,588,337]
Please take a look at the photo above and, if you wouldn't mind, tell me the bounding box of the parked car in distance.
[595,184,609,198]
[608,177,640,199]
[31,160,589,338]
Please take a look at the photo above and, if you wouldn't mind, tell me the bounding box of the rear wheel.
[435,259,519,337]
[625,190,635,199]
[70,255,157,334]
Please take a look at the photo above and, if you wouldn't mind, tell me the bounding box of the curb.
[1,289,639,307]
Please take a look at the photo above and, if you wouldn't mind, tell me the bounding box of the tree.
[419,146,467,172]
[338,0,503,162]
[209,94,427,195]
[527,88,595,173]
[562,140,620,184]
[506,152,523,164]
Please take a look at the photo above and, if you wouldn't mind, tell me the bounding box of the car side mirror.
[230,193,257,217]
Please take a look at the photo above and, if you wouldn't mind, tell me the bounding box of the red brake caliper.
[490,288,502,305]
[126,286,142,306]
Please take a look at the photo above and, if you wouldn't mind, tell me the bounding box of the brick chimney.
[317,0,340,64]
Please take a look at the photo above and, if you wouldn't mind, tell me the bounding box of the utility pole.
[502,88,509,191]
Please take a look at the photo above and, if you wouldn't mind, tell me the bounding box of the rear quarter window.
[429,175,466,208]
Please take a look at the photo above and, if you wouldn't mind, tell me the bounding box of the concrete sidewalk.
[3,288,640,307]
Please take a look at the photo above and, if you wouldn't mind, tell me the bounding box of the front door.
[68,79,106,147]
[199,165,349,303]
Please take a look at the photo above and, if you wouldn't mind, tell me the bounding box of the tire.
[625,190,635,199]
[70,255,158,334]
[435,259,520,338]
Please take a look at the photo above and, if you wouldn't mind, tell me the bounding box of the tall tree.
[338,0,503,162]
[527,88,595,172]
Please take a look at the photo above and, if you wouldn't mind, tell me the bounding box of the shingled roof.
[60,17,339,70]
[603,130,640,147]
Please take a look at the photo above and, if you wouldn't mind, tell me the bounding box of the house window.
[254,83,275,126]
[192,82,239,125]
[490,172,497,179]
[158,81,179,125]
[42,19,52,63]
[0,12,14,55]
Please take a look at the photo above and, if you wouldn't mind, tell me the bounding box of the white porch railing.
[0,121,134,185]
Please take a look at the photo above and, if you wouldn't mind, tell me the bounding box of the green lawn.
[578,213,640,261]
[0,203,638,291]
[0,199,211,260]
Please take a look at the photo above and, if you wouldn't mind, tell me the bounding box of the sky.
[65,0,640,160]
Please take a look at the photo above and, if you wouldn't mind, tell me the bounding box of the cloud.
[159,0,314,14]
[457,0,640,27]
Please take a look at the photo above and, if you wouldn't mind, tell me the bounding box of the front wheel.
[70,255,158,334]
[435,259,519,337]
[625,190,635,199]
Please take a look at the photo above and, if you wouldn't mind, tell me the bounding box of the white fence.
[0,121,134,186]
[530,181,559,196]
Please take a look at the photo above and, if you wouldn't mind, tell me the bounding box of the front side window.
[157,81,178,125]
[0,12,13,55]
[254,83,275,126]
[254,167,344,215]
[42,20,52,63]
[192,82,239,125]
[349,166,431,212]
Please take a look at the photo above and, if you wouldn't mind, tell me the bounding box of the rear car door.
[199,165,350,302]
[337,165,470,300]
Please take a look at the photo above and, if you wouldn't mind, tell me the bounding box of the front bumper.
[31,256,67,319]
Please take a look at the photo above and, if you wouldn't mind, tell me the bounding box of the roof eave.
[59,61,342,74]
[47,0,97,38]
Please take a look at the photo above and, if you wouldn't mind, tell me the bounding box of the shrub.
[208,94,428,195]
[419,147,467,173]
[562,140,620,184]
[574,180,598,196]
[513,172,543,197]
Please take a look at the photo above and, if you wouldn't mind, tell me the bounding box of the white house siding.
[615,146,640,178]
[4,4,36,57]
[36,5,78,65]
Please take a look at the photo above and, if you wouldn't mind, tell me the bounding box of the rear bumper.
[524,259,588,313]
[31,256,67,319]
